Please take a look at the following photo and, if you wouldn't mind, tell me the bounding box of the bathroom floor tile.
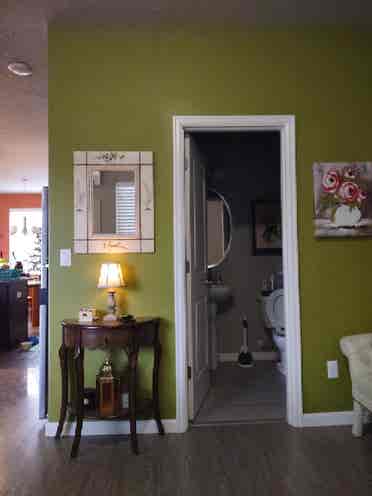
[194,361,286,424]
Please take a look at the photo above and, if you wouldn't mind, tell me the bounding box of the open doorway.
[186,131,285,424]
[173,116,302,431]
[9,208,42,341]
[9,208,42,273]
[0,188,48,419]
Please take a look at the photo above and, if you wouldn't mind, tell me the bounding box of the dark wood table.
[55,317,164,458]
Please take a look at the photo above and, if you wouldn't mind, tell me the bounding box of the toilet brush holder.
[237,315,254,368]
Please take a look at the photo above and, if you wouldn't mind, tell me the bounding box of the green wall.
[48,25,372,421]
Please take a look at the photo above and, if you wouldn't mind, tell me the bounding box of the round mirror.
[207,189,232,269]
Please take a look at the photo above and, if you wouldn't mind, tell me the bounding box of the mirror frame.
[73,151,155,254]
[207,188,233,269]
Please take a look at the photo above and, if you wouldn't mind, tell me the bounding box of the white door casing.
[173,115,302,432]
[185,134,211,419]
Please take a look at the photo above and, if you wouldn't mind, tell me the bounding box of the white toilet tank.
[265,289,285,333]
[259,295,273,328]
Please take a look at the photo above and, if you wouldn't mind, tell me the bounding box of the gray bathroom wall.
[194,132,282,354]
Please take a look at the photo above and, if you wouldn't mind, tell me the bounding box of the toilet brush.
[237,315,254,368]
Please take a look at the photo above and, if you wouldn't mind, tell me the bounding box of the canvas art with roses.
[313,162,372,237]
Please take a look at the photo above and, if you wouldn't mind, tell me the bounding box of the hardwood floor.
[1,350,372,495]
[28,319,39,337]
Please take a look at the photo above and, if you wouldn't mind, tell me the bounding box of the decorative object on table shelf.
[97,263,125,321]
[96,358,120,418]
[78,307,97,322]
[83,388,96,410]
[251,200,282,255]
[313,162,372,237]
[120,313,135,323]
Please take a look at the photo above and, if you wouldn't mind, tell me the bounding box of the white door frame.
[173,115,303,432]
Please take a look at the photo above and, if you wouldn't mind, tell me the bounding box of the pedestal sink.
[208,284,232,370]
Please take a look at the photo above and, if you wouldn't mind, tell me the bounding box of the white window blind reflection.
[115,182,137,236]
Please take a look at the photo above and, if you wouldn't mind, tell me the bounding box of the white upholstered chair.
[340,333,372,437]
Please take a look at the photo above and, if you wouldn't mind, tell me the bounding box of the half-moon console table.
[55,317,164,458]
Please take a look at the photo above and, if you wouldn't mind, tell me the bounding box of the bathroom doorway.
[187,131,285,424]
[173,116,302,431]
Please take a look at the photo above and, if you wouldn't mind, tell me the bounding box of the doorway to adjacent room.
[172,115,302,432]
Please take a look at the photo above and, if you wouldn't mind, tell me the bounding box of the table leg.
[55,344,68,440]
[153,341,165,435]
[71,348,84,458]
[129,344,139,455]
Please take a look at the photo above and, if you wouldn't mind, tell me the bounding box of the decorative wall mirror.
[73,151,154,253]
[207,189,232,268]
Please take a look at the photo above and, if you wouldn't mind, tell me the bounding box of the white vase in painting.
[333,204,362,227]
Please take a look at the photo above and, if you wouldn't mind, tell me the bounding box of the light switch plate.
[327,360,339,379]
[60,249,71,267]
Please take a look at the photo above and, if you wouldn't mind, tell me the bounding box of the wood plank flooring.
[1,349,372,496]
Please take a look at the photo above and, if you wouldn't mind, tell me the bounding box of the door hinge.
[185,260,190,273]
[187,366,192,380]
[184,149,190,171]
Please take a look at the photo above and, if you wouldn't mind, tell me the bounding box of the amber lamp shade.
[97,263,125,321]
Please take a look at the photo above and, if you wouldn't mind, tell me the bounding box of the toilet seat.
[265,289,285,335]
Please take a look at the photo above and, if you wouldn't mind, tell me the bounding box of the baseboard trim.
[302,411,354,427]
[219,352,278,362]
[45,419,178,437]
[45,411,355,436]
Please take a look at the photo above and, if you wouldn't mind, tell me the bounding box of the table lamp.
[97,263,125,321]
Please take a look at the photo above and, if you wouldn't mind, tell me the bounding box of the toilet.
[261,289,286,375]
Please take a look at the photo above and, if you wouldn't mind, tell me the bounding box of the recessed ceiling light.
[7,61,32,77]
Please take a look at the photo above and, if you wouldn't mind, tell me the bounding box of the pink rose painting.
[313,162,372,237]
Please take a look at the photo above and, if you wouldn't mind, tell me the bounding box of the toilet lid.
[265,289,285,330]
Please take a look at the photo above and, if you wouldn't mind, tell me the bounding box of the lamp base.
[104,290,118,321]
[103,312,118,322]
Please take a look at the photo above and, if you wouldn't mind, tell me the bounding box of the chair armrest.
[340,333,372,358]
[349,351,372,378]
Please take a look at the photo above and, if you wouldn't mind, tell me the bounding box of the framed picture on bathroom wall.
[251,200,282,255]
[313,162,372,238]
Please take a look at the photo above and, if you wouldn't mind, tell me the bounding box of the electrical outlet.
[327,360,339,379]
